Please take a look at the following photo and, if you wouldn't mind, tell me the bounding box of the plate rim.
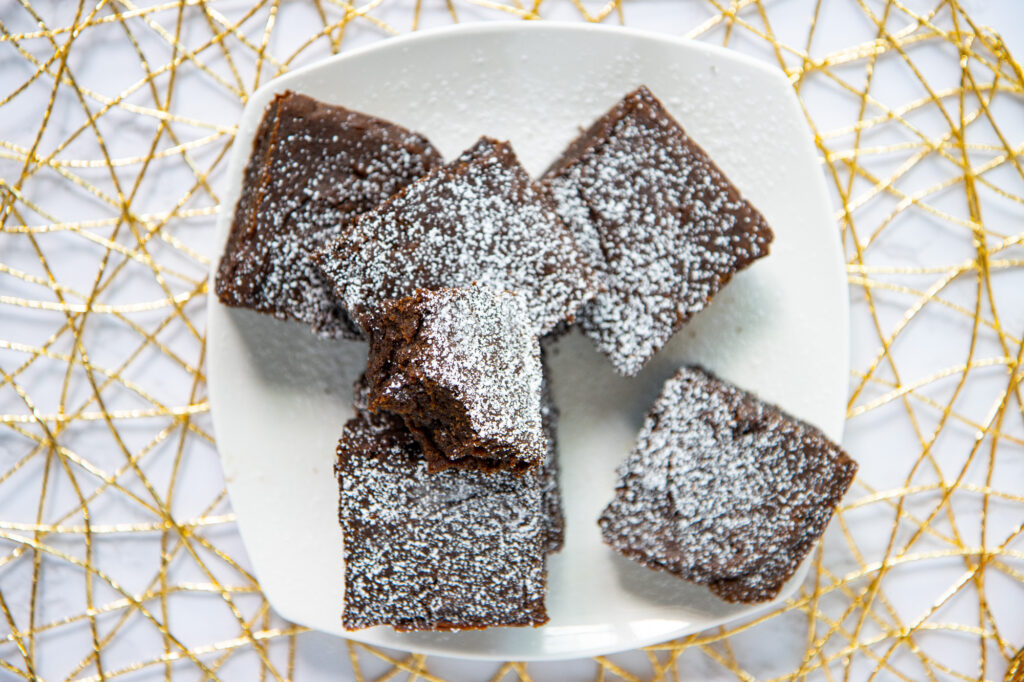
[241,21,798,122]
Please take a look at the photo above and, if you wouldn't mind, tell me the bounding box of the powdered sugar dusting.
[544,86,773,375]
[216,91,442,338]
[367,286,546,472]
[336,410,548,631]
[316,139,596,336]
[598,366,856,603]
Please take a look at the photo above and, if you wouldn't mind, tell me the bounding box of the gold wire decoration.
[1,0,1022,680]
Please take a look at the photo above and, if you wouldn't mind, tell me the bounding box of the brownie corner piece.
[598,366,856,603]
[215,90,442,338]
[361,285,546,474]
[543,85,774,375]
[336,410,549,631]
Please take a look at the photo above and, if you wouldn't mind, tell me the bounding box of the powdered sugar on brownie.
[315,139,596,336]
[364,286,546,473]
[216,91,442,338]
[336,411,548,631]
[598,366,856,603]
[544,86,773,375]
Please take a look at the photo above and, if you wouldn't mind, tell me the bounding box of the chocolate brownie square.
[544,86,774,375]
[361,286,545,474]
[314,137,596,336]
[598,366,856,603]
[336,410,548,631]
[216,91,442,338]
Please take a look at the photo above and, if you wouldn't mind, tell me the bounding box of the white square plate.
[207,22,848,661]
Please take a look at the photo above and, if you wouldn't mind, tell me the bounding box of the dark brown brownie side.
[352,370,564,552]
[314,138,597,337]
[219,97,282,293]
[543,86,774,375]
[361,286,546,475]
[336,410,548,631]
[598,366,856,603]
[216,91,443,338]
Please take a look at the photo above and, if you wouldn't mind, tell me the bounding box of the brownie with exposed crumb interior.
[598,366,856,603]
[360,286,545,475]
[336,409,548,631]
[543,85,774,375]
[215,91,442,338]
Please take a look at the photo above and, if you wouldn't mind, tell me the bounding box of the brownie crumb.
[336,410,548,631]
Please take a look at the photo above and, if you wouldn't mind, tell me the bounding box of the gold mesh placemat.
[1,1,1022,680]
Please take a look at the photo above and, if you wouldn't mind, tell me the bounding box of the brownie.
[352,370,563,552]
[336,409,549,631]
[598,366,856,603]
[543,86,774,375]
[314,137,596,336]
[361,286,545,474]
[538,355,565,553]
[215,91,443,338]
